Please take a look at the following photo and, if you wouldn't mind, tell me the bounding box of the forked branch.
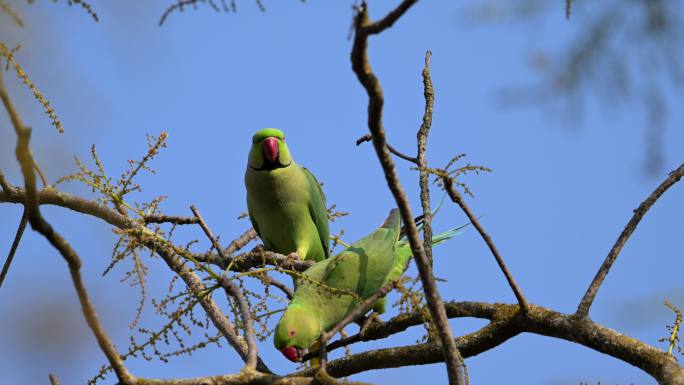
[190,205,258,371]
[0,68,134,383]
[350,2,466,384]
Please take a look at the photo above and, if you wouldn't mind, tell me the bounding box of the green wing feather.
[302,166,330,259]
[319,209,400,298]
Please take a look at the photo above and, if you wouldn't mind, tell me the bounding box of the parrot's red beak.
[262,137,279,164]
[281,346,303,362]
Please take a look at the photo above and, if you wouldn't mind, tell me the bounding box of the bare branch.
[200,247,314,273]
[362,0,418,35]
[132,372,373,385]
[0,68,134,383]
[0,187,314,274]
[159,0,221,26]
[576,162,684,318]
[138,229,272,373]
[416,50,434,267]
[296,302,684,384]
[33,160,48,188]
[48,373,60,385]
[355,134,417,164]
[143,214,199,225]
[351,2,466,384]
[0,169,12,192]
[0,207,28,288]
[260,273,294,300]
[225,228,257,256]
[442,177,529,312]
[190,205,258,371]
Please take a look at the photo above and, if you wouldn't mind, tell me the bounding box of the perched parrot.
[245,128,330,262]
[273,208,464,362]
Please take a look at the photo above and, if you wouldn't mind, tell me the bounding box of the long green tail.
[396,223,468,258]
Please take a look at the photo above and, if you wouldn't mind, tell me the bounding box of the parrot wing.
[302,166,330,259]
[320,209,401,298]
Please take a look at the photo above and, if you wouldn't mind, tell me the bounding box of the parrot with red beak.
[245,128,330,262]
[273,209,465,363]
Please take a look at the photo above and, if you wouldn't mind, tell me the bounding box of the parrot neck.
[289,303,323,336]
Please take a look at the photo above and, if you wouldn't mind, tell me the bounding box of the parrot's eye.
[282,136,285,141]
[288,329,296,337]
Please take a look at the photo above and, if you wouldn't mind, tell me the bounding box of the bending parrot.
[273,208,464,362]
[245,128,330,262]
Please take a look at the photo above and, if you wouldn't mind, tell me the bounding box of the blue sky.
[0,1,682,384]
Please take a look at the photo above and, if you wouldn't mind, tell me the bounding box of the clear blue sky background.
[1,1,682,384]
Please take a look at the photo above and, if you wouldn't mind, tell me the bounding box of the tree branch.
[442,177,529,312]
[48,373,61,385]
[351,2,466,384]
[1,68,134,383]
[0,169,12,192]
[295,302,684,384]
[576,162,684,318]
[0,206,28,288]
[416,50,434,267]
[355,134,417,164]
[225,228,258,256]
[131,371,373,385]
[0,187,314,274]
[190,205,258,371]
[143,214,199,225]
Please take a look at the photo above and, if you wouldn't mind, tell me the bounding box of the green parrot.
[274,208,463,362]
[245,128,329,262]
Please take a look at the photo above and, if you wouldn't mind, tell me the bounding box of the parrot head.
[248,128,293,171]
[274,305,321,362]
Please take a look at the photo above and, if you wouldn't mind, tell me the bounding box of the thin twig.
[0,207,28,288]
[261,273,294,300]
[0,169,12,192]
[442,178,529,312]
[417,50,434,267]
[48,373,61,385]
[576,162,684,318]
[294,302,684,383]
[143,214,199,225]
[137,229,271,373]
[350,2,466,384]
[200,247,314,273]
[190,205,258,371]
[225,228,258,256]
[33,160,48,188]
[1,67,134,383]
[356,134,417,164]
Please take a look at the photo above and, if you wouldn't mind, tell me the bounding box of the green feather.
[273,209,465,360]
[245,128,330,262]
